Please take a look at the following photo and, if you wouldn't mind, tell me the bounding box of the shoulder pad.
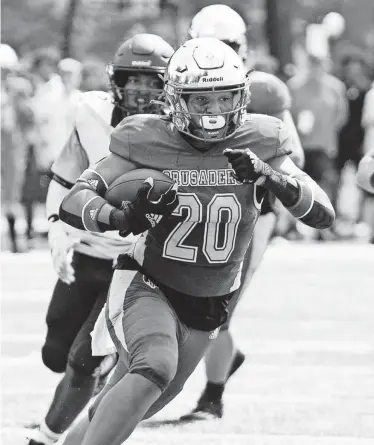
[248,71,291,116]
[75,91,114,165]
[233,114,286,162]
[110,114,171,164]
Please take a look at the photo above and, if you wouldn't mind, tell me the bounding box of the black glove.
[110,177,178,236]
[223,148,271,184]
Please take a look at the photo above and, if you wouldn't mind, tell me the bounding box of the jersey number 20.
[163,193,241,264]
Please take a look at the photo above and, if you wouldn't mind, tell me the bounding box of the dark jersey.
[110,114,292,296]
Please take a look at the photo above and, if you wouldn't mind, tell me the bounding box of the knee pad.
[41,342,68,373]
[130,336,178,392]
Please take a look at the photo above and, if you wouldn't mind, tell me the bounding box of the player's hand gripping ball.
[105,168,178,236]
[223,148,270,184]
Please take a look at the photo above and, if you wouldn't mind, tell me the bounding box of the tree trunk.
[61,0,80,58]
[265,0,293,77]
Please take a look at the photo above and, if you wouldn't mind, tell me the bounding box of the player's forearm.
[356,154,374,194]
[261,171,335,229]
[46,179,70,220]
[59,173,129,234]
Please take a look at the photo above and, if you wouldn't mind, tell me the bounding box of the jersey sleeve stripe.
[82,196,106,232]
[86,169,109,189]
[287,174,315,219]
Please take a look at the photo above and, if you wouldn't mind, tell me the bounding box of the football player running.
[180,4,305,421]
[59,38,333,445]
[27,34,174,445]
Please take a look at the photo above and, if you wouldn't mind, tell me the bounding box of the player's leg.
[28,253,113,445]
[181,210,277,421]
[62,360,128,445]
[143,326,214,420]
[44,292,107,433]
[79,271,181,445]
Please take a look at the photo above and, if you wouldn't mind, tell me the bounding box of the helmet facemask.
[165,81,250,142]
[107,64,165,116]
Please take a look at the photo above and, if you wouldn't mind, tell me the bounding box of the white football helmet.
[188,5,248,62]
[0,44,19,70]
[164,38,250,142]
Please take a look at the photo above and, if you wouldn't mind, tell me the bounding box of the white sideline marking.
[5,427,374,445]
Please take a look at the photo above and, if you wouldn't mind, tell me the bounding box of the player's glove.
[110,177,179,236]
[48,221,80,284]
[223,148,271,184]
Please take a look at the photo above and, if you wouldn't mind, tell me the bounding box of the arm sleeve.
[268,155,335,229]
[51,129,89,188]
[280,109,304,169]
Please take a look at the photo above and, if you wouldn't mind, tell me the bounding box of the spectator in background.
[357,80,374,242]
[22,47,61,241]
[23,49,82,242]
[336,53,372,231]
[1,44,35,252]
[80,58,108,92]
[287,53,348,239]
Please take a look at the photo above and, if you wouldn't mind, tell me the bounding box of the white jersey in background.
[51,91,138,260]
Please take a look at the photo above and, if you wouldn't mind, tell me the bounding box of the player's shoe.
[26,433,57,445]
[28,441,49,445]
[25,422,61,445]
[179,350,245,422]
[179,398,223,422]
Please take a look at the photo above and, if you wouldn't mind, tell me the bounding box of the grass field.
[1,242,374,445]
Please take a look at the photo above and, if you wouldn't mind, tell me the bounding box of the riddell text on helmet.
[202,77,224,82]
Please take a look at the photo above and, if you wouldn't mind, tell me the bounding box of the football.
[104,168,176,209]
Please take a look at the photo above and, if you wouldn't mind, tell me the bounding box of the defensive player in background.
[59,38,333,445]
[27,34,174,445]
[180,4,305,420]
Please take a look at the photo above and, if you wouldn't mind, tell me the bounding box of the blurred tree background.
[2,0,374,69]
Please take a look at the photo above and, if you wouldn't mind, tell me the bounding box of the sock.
[45,365,98,434]
[38,419,62,443]
[201,381,225,403]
